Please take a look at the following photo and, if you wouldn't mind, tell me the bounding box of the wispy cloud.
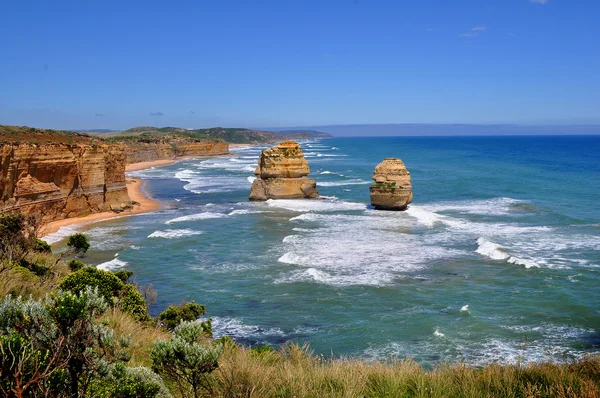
[426,28,436,32]
[95,113,104,117]
[189,111,195,114]
[150,112,164,116]
[530,0,549,4]
[459,26,487,38]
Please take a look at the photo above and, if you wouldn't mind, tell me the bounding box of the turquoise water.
[45,136,600,366]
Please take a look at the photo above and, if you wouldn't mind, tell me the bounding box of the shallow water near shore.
[46,136,600,366]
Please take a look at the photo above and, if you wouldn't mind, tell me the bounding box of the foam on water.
[210,317,285,340]
[42,225,81,244]
[476,238,540,268]
[147,229,204,239]
[266,198,367,212]
[166,212,227,224]
[318,179,370,187]
[97,257,128,271]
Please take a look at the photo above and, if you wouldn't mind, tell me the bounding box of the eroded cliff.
[0,142,131,224]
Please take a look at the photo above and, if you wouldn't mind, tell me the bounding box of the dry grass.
[103,307,170,367]
[205,344,600,398]
[0,254,70,299]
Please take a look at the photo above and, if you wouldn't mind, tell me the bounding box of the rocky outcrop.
[124,141,229,164]
[370,158,413,210]
[249,141,319,201]
[0,143,131,224]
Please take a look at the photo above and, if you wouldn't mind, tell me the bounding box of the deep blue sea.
[45,136,600,366]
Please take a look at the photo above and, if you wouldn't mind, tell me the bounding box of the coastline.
[39,178,160,238]
[39,148,251,239]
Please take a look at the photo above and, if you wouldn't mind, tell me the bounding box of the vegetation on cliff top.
[105,126,333,144]
[0,124,333,146]
[0,125,101,145]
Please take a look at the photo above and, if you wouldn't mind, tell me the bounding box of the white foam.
[42,225,81,244]
[433,328,445,337]
[148,229,204,239]
[318,179,370,187]
[476,238,540,268]
[266,198,366,212]
[210,316,285,340]
[406,206,444,227]
[97,258,127,271]
[166,212,226,224]
[460,305,469,312]
[476,238,509,260]
[247,176,256,183]
[425,197,527,216]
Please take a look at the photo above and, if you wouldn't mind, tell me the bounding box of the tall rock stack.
[369,158,413,210]
[249,141,319,201]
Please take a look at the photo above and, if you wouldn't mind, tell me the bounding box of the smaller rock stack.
[370,158,413,210]
[249,141,319,201]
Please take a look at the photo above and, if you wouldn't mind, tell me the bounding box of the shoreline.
[39,147,256,239]
[39,178,160,238]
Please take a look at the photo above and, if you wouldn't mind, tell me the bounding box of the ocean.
[45,135,600,366]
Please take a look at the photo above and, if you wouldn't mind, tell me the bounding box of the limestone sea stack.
[249,141,319,201]
[369,158,413,210]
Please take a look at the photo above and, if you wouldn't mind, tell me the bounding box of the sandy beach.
[39,177,160,238]
[39,151,251,239]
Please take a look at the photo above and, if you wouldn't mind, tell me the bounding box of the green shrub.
[113,269,134,283]
[66,233,90,255]
[68,259,85,272]
[252,344,275,355]
[150,321,222,398]
[59,267,122,304]
[120,283,150,322]
[91,363,171,398]
[59,267,149,320]
[157,301,206,331]
[34,239,52,253]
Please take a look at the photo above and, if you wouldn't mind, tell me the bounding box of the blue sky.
[1,0,599,130]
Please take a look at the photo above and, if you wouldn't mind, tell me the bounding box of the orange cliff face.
[0,143,131,224]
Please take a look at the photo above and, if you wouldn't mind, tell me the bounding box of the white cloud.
[530,0,549,4]
[472,26,487,32]
[459,26,486,38]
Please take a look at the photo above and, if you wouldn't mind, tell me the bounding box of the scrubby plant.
[90,363,171,398]
[68,259,86,272]
[157,301,206,331]
[0,213,40,264]
[150,321,222,398]
[59,267,149,321]
[66,233,90,256]
[113,269,134,283]
[34,239,52,254]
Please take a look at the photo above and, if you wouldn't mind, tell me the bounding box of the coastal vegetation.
[1,210,599,396]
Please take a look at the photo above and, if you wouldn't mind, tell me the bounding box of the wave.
[166,212,227,224]
[42,225,81,244]
[318,179,370,187]
[476,237,539,268]
[97,257,127,271]
[147,229,204,239]
[265,198,367,212]
[210,316,285,340]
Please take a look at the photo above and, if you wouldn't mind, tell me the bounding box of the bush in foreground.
[151,321,222,398]
[157,301,207,331]
[59,267,149,321]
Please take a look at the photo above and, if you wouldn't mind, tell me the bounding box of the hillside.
[104,126,333,144]
[0,125,102,145]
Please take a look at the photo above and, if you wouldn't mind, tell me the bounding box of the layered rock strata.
[124,141,229,164]
[0,143,131,224]
[249,141,319,201]
[369,158,413,210]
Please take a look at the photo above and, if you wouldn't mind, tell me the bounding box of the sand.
[39,150,256,238]
[39,178,159,238]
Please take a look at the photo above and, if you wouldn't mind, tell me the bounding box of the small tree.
[67,233,90,256]
[157,301,207,331]
[150,321,222,398]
